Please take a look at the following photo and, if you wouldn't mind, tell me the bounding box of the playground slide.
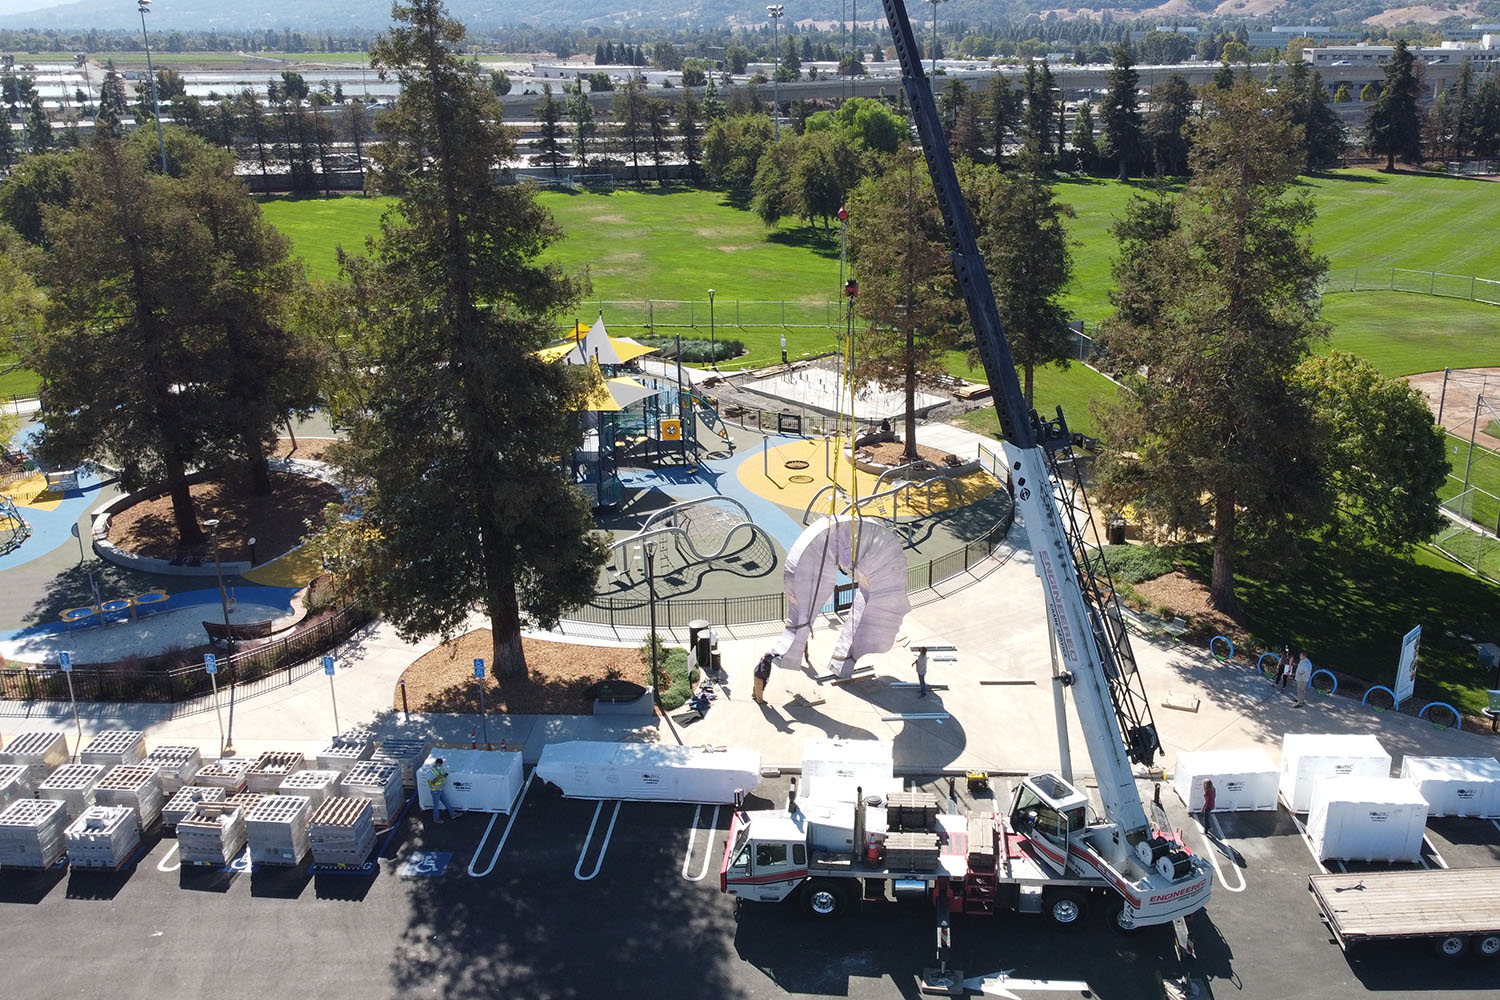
[773,515,909,678]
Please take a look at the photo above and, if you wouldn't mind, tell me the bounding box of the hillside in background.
[5,0,1498,32]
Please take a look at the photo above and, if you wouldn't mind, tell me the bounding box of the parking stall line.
[1289,811,1331,874]
[467,772,535,878]
[681,804,721,882]
[574,799,622,881]
[1195,815,1245,893]
[155,841,181,873]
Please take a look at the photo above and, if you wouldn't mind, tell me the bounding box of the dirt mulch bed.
[396,629,651,716]
[271,436,337,462]
[1130,570,1247,646]
[107,470,340,560]
[860,439,961,467]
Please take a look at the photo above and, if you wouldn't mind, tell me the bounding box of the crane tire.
[801,879,849,918]
[1044,889,1087,928]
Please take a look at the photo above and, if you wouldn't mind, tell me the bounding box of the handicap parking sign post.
[474,659,490,750]
[325,655,339,738]
[206,653,226,755]
[60,651,82,755]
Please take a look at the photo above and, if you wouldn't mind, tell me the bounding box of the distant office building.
[1302,35,1500,70]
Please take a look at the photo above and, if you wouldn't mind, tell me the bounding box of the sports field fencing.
[588,298,850,330]
[1323,268,1500,305]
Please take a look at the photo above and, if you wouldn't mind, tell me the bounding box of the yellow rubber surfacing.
[737,437,1001,519]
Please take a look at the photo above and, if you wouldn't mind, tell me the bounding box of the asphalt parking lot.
[0,772,1496,1000]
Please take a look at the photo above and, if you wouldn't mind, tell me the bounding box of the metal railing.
[1323,268,1500,305]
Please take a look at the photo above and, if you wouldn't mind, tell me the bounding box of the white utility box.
[1399,756,1500,818]
[1174,749,1279,813]
[1307,776,1429,863]
[1280,733,1391,813]
[417,749,524,814]
[534,742,760,804]
[800,739,897,803]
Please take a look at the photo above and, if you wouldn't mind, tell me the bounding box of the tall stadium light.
[136,0,167,172]
[925,0,947,78]
[767,5,784,138]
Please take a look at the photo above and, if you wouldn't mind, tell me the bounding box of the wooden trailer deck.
[1309,868,1500,944]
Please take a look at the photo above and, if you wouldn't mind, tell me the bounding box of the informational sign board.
[59,651,72,673]
[323,655,335,677]
[473,658,485,679]
[205,653,218,676]
[1394,625,1422,707]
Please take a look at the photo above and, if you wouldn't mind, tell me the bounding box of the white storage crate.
[1174,749,1279,812]
[1307,776,1429,863]
[1279,733,1391,813]
[1399,756,1500,818]
[533,743,759,806]
[419,749,526,813]
[800,739,897,803]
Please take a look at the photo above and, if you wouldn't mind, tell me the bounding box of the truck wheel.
[1434,934,1469,958]
[1474,933,1500,958]
[1044,890,1086,927]
[801,879,849,918]
[1105,898,1142,935]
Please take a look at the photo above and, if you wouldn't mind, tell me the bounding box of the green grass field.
[1320,292,1500,376]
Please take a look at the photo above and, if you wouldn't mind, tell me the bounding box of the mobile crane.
[719,0,1212,932]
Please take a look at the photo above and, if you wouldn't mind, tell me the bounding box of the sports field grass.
[1319,292,1500,375]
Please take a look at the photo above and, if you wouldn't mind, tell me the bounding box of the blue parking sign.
[59,651,72,673]
[473,658,485,679]
[205,653,217,675]
[323,655,336,676]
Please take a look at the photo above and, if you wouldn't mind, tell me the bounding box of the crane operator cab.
[1009,772,1091,875]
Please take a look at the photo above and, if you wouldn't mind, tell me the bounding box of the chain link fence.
[1323,268,1500,305]
[587,299,856,331]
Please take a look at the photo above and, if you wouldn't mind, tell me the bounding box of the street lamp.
[643,539,661,706]
[767,5,784,138]
[203,518,236,754]
[925,0,947,78]
[136,0,167,173]
[707,288,717,371]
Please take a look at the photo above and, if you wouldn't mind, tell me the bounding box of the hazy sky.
[0,0,75,16]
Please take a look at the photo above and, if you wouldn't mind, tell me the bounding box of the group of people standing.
[1274,646,1316,707]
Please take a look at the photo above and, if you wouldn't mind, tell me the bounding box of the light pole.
[204,518,236,754]
[644,539,660,706]
[136,0,167,173]
[708,288,717,371]
[925,0,946,78]
[767,5,784,138]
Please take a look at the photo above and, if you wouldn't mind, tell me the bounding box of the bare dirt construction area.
[108,470,340,560]
[396,629,650,715]
[1407,368,1500,450]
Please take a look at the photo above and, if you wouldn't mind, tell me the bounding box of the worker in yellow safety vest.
[420,756,457,824]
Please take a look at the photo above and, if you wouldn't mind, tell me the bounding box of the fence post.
[1472,276,1476,301]
[1430,271,1435,294]
[736,301,740,327]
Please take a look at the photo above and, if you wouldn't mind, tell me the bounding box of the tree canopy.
[1367,40,1423,171]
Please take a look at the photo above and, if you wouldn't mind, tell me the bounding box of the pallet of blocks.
[0,797,69,869]
[78,730,146,767]
[245,794,311,866]
[37,763,105,821]
[142,745,203,795]
[177,802,247,865]
[246,750,306,794]
[884,831,942,871]
[308,797,377,866]
[194,757,251,793]
[278,769,343,807]
[65,805,141,869]
[341,760,404,827]
[372,738,431,790]
[966,811,996,871]
[316,733,374,775]
[0,730,69,784]
[0,764,34,811]
[94,765,166,830]
[886,791,939,832]
[225,791,263,813]
[163,786,227,828]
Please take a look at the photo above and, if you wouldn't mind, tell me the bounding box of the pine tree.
[1071,99,1098,174]
[677,88,704,183]
[24,98,51,154]
[1145,73,1193,176]
[1100,43,1144,179]
[985,73,1021,167]
[1366,39,1423,171]
[532,82,568,178]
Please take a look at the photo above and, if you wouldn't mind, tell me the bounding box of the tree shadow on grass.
[766,226,841,259]
[1297,169,1385,185]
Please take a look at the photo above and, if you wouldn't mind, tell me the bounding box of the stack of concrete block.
[78,730,146,768]
[307,797,377,866]
[0,797,69,868]
[884,831,942,871]
[0,764,34,811]
[142,745,203,795]
[372,739,431,789]
[65,805,141,869]
[37,763,105,821]
[177,802,247,865]
[316,734,374,775]
[225,791,263,814]
[0,731,69,784]
[163,786,227,828]
[246,751,306,794]
[94,765,166,830]
[278,769,342,808]
[341,760,404,827]
[194,758,251,793]
[245,794,311,866]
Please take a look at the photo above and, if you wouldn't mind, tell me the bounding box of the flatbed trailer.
[1309,868,1500,958]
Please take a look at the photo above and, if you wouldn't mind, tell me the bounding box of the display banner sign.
[1394,625,1422,706]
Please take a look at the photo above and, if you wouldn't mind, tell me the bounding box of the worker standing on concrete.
[421,757,456,824]
[1294,652,1313,707]
[753,653,774,705]
[914,649,929,698]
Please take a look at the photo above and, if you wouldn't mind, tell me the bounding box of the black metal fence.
[0,604,371,709]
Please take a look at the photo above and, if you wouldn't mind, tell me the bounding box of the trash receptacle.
[1107,518,1126,546]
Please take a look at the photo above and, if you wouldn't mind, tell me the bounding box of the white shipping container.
[800,739,897,803]
[1173,749,1279,812]
[1280,733,1391,813]
[417,749,525,814]
[1307,776,1429,862]
[1399,756,1500,818]
[533,742,760,804]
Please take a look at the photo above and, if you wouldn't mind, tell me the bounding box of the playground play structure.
[604,496,775,588]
